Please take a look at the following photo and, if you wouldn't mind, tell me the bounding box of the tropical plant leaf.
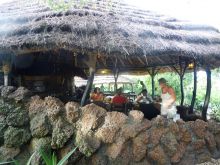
[0,161,14,165]
[39,148,53,165]
[57,147,77,165]
[12,159,20,165]
[26,151,37,165]
[52,152,57,165]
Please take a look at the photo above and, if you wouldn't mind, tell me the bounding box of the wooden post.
[202,66,211,121]
[172,58,187,106]
[80,67,95,106]
[113,68,119,92]
[80,54,97,106]
[113,58,119,92]
[190,60,197,114]
[146,67,159,98]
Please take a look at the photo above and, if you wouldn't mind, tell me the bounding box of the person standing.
[158,78,177,118]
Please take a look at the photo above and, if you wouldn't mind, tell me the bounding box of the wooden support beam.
[80,54,97,106]
[190,60,197,114]
[172,59,188,106]
[80,68,95,106]
[202,66,211,121]
[146,67,160,98]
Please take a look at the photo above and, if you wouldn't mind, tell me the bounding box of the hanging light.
[96,69,112,75]
[188,62,194,69]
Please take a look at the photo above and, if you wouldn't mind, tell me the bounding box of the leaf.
[12,159,20,165]
[0,161,14,165]
[57,147,77,165]
[52,152,57,165]
[26,151,37,165]
[39,148,53,165]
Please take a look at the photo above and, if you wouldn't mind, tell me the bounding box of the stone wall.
[0,86,220,165]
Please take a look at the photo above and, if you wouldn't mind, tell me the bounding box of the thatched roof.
[0,0,220,71]
[75,75,135,87]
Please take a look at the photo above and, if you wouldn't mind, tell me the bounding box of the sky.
[0,0,219,30]
[125,0,220,30]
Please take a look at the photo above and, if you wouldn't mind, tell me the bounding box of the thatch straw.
[0,0,220,69]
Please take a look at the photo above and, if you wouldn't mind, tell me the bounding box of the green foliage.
[39,147,77,165]
[0,147,77,165]
[42,0,116,12]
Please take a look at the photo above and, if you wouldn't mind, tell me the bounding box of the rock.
[6,106,29,127]
[65,102,80,124]
[161,132,178,157]
[95,126,119,144]
[106,140,126,160]
[148,146,168,165]
[0,99,15,115]
[28,137,52,165]
[30,112,51,138]
[80,103,107,132]
[7,87,33,101]
[91,153,108,165]
[1,86,16,97]
[129,110,144,122]
[191,119,208,138]
[75,131,101,157]
[0,116,7,145]
[51,119,74,149]
[215,133,220,150]
[29,137,52,152]
[15,145,31,165]
[177,120,192,143]
[95,111,128,143]
[44,96,65,125]
[171,142,187,163]
[58,139,82,165]
[208,121,220,134]
[152,115,166,127]
[4,126,31,147]
[148,127,168,148]
[75,104,107,155]
[110,143,132,165]
[205,131,217,152]
[28,96,45,119]
[132,131,149,162]
[132,159,151,165]
[0,146,20,161]
[196,150,211,164]
[177,152,196,165]
[120,119,151,141]
[168,121,180,137]
[192,139,206,151]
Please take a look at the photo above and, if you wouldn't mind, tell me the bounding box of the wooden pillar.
[189,60,197,114]
[113,68,119,92]
[113,58,119,92]
[202,66,211,121]
[80,54,97,106]
[147,67,159,98]
[80,68,95,106]
[172,58,187,106]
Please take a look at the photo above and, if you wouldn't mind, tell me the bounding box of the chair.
[111,103,126,113]
[139,103,160,120]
